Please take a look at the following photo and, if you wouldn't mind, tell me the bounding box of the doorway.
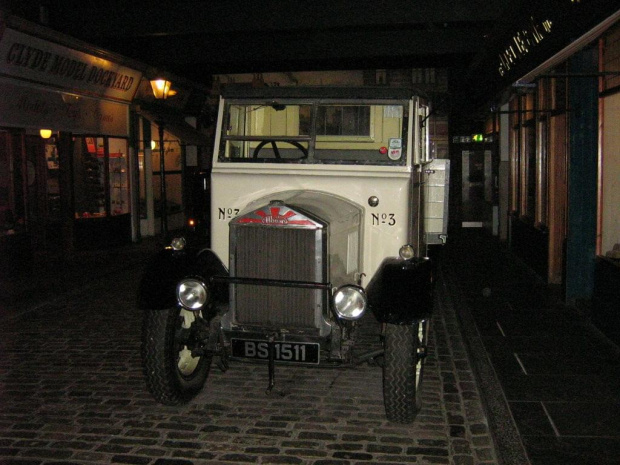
[461,149,492,227]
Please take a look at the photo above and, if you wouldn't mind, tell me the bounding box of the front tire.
[142,307,212,405]
[383,320,428,423]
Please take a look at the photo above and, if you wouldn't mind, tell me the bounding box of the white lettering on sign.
[0,29,142,102]
[498,18,553,77]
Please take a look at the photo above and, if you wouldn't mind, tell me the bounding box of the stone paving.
[0,261,498,465]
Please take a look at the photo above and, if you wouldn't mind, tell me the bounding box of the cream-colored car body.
[210,95,431,287]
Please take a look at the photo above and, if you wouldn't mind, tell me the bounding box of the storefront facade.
[491,9,620,335]
[0,16,143,269]
[0,12,210,274]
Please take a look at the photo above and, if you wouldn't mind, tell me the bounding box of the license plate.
[231,339,320,364]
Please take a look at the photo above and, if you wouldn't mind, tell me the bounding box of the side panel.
[425,159,451,245]
[365,257,433,324]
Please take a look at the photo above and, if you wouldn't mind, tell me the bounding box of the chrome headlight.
[399,244,415,260]
[170,236,187,251]
[177,279,208,310]
[332,285,367,320]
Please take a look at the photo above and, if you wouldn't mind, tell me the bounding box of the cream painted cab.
[210,87,440,286]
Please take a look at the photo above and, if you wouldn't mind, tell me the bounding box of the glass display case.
[74,137,106,218]
[109,138,129,216]
[73,136,131,248]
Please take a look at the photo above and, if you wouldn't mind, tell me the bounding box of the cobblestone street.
[0,263,498,465]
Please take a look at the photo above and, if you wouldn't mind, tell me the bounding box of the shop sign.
[498,18,553,77]
[0,28,142,103]
[0,80,128,136]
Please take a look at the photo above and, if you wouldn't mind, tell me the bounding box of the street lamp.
[150,78,173,237]
[150,79,172,100]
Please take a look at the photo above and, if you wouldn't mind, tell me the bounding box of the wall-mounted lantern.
[150,79,173,100]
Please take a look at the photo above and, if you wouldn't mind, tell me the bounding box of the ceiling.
[4,0,620,117]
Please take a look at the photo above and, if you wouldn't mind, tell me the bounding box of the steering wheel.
[252,140,308,159]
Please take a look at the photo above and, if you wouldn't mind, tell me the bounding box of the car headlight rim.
[177,278,209,310]
[332,285,367,320]
[170,236,187,251]
[399,244,415,260]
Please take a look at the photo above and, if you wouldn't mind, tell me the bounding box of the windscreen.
[219,101,408,165]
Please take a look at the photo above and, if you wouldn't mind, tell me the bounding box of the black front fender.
[366,257,433,325]
[138,247,229,310]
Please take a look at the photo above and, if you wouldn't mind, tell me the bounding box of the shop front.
[0,14,142,267]
[493,9,620,310]
[135,108,210,239]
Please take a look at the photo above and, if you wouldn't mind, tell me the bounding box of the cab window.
[219,101,408,165]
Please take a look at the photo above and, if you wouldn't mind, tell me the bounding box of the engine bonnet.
[233,190,363,234]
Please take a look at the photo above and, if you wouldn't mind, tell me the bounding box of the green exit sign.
[472,134,484,142]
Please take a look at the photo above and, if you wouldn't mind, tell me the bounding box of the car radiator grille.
[231,226,324,329]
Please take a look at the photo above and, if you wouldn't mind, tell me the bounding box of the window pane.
[151,126,182,172]
[0,132,18,233]
[153,173,183,217]
[221,102,406,165]
[109,138,129,216]
[315,106,370,136]
[151,125,183,218]
[74,137,106,218]
[139,140,147,219]
[510,128,519,212]
[45,140,61,222]
[227,104,311,137]
[602,24,620,91]
[536,121,548,225]
[314,104,404,164]
[165,173,183,215]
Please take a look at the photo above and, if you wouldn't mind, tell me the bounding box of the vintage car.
[139,86,450,423]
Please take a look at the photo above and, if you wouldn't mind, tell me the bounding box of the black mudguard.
[366,257,433,325]
[138,247,229,310]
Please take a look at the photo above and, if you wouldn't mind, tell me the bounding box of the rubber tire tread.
[383,323,421,423]
[141,308,211,405]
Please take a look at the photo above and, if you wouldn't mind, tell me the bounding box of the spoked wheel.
[382,319,429,423]
[142,307,212,405]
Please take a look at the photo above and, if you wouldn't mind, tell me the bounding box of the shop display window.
[150,126,183,218]
[73,136,129,219]
[138,138,148,220]
[0,132,20,236]
[45,141,61,221]
[109,138,129,216]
